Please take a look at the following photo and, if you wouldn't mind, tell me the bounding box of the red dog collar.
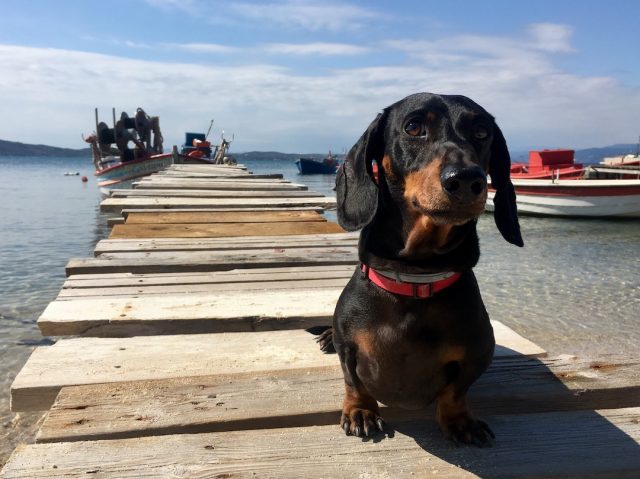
[361,264,461,299]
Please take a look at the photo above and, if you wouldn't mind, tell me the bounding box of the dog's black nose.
[440,165,487,202]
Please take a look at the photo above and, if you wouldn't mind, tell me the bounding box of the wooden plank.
[10,330,336,412]
[11,323,544,412]
[109,189,323,198]
[4,408,640,478]
[123,210,326,224]
[121,206,327,215]
[100,196,337,213]
[94,232,358,254]
[106,217,125,226]
[167,167,248,173]
[65,246,358,275]
[62,265,355,289]
[39,287,341,335]
[136,177,291,184]
[62,265,356,288]
[132,181,308,190]
[155,172,283,179]
[108,221,344,239]
[56,277,351,298]
[160,166,247,172]
[35,354,640,443]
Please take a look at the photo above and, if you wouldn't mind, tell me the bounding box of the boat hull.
[95,153,174,187]
[296,158,339,174]
[487,179,640,218]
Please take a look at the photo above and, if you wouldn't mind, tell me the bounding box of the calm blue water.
[0,155,638,372]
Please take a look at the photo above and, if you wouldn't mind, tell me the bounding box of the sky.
[0,0,639,153]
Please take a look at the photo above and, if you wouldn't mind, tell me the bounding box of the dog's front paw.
[438,415,495,447]
[341,406,385,438]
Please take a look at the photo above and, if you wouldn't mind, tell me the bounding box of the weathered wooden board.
[154,172,282,179]
[39,287,342,336]
[135,176,290,184]
[36,354,640,443]
[132,181,308,191]
[11,323,544,412]
[63,265,356,288]
[94,232,358,254]
[60,269,353,293]
[123,210,326,225]
[4,408,639,478]
[160,169,252,175]
[160,166,247,172]
[167,164,247,171]
[100,196,337,213]
[108,221,344,239]
[57,277,350,298]
[65,246,358,275]
[109,189,323,198]
[120,206,327,216]
[106,217,125,227]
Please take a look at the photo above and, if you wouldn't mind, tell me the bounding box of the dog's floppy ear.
[335,111,387,230]
[490,124,524,247]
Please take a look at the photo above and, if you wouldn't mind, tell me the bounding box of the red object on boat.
[187,150,206,158]
[192,139,211,148]
[510,149,585,180]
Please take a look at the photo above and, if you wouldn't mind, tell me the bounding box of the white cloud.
[229,0,379,32]
[528,23,575,53]
[0,28,639,153]
[263,42,368,56]
[169,42,237,54]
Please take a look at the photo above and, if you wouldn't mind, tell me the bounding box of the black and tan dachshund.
[318,92,523,446]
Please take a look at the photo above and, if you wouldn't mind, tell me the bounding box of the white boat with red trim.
[487,149,640,218]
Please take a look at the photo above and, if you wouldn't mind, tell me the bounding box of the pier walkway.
[2,164,639,477]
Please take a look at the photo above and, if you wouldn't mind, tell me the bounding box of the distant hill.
[233,151,303,162]
[234,151,342,161]
[573,144,638,163]
[0,139,91,157]
[2,138,637,164]
[511,144,638,164]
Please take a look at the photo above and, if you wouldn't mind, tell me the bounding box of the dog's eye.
[473,125,489,140]
[404,119,426,137]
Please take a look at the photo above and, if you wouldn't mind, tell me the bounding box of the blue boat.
[296,153,341,174]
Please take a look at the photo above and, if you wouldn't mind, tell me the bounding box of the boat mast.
[205,119,214,140]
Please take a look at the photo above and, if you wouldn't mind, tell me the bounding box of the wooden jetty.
[2,163,639,478]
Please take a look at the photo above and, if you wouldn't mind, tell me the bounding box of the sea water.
[0,155,639,435]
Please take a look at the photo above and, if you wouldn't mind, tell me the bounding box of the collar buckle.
[413,282,433,298]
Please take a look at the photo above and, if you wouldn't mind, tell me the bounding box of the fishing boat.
[487,149,640,218]
[178,125,236,165]
[179,120,216,164]
[84,107,174,192]
[296,152,341,174]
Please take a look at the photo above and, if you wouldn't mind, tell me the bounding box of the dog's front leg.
[436,384,494,446]
[339,344,385,437]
